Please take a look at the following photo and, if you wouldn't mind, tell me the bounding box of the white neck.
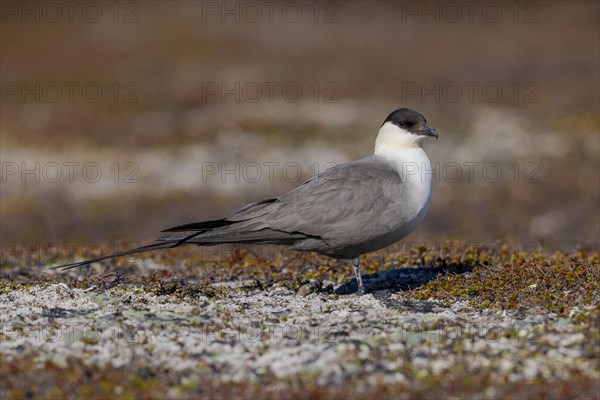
[373,121,433,206]
[374,122,431,170]
[374,121,427,154]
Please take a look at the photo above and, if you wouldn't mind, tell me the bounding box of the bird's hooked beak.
[421,126,439,139]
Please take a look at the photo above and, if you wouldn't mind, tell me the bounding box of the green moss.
[2,242,598,316]
[412,249,599,315]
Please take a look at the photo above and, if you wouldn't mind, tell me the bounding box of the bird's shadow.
[335,262,475,295]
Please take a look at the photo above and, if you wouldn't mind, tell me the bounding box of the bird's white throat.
[374,121,428,152]
[374,121,433,207]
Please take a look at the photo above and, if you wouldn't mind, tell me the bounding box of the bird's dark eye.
[398,121,406,126]
[398,120,412,127]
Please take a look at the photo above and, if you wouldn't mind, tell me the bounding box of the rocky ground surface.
[1,244,598,399]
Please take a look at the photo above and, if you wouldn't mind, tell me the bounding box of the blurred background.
[1,1,598,263]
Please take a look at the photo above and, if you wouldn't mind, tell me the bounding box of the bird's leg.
[352,257,364,296]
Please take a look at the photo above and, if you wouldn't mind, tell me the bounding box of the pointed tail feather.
[50,242,175,271]
[161,218,234,233]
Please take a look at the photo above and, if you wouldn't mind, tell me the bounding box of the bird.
[52,108,439,295]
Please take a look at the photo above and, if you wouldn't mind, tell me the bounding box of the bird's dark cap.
[383,108,438,138]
